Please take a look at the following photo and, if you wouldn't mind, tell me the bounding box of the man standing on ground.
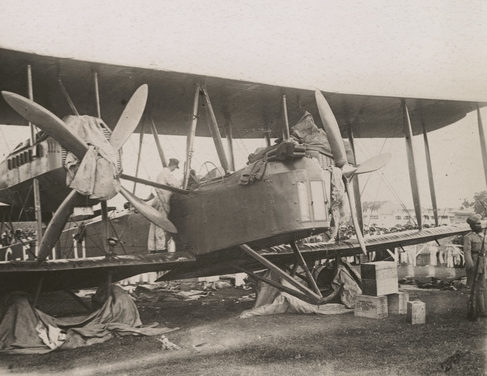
[464,214,487,317]
[147,158,180,253]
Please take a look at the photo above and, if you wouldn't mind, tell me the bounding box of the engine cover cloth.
[63,115,121,200]
[0,286,176,354]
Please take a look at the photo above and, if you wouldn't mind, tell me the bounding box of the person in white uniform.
[147,158,180,252]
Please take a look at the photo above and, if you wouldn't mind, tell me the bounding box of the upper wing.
[0,48,482,139]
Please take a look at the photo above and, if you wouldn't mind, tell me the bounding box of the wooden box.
[407,300,426,324]
[354,295,388,319]
[361,261,398,296]
[387,292,409,314]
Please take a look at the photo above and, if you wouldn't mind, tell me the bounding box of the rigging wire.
[355,137,416,226]
[357,137,388,197]
[365,172,384,228]
[126,135,151,178]
[378,171,417,226]
[235,138,252,167]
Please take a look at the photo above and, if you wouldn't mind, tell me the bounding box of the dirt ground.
[0,277,485,376]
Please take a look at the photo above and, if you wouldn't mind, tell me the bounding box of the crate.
[361,261,398,279]
[361,261,398,296]
[387,292,409,314]
[407,300,426,324]
[354,295,388,319]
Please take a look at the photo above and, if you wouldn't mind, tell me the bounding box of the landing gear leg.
[290,242,322,297]
[239,243,325,304]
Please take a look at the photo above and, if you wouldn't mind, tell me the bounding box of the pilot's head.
[467,214,482,232]
[168,158,180,172]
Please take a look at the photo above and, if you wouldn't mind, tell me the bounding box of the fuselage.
[2,156,333,262]
[0,124,335,263]
[0,135,72,220]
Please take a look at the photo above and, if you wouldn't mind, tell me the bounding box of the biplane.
[0,48,483,305]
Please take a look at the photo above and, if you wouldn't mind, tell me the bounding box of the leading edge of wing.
[0,47,485,139]
[0,252,196,292]
[262,224,471,260]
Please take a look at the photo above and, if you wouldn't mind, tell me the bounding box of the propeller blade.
[1,91,88,160]
[314,90,347,168]
[343,179,367,255]
[119,186,177,233]
[38,190,84,261]
[354,153,392,176]
[110,84,148,150]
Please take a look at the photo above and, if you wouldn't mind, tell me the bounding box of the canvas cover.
[290,112,355,163]
[0,286,176,354]
[332,263,363,308]
[239,267,360,319]
[63,115,121,200]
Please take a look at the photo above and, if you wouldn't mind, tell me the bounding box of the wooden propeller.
[109,84,148,150]
[315,90,390,254]
[2,91,87,159]
[2,86,177,261]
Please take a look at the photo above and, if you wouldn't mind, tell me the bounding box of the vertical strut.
[225,118,235,171]
[402,100,422,229]
[132,123,145,194]
[421,111,438,227]
[183,85,201,189]
[264,129,271,147]
[27,65,43,257]
[151,118,167,167]
[202,87,230,174]
[93,71,101,118]
[94,69,110,256]
[476,105,487,189]
[101,201,110,255]
[347,125,363,233]
[282,94,290,140]
[58,77,79,115]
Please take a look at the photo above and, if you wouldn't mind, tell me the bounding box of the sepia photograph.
[0,1,486,374]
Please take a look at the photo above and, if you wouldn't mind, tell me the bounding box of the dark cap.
[168,158,179,169]
[467,214,481,225]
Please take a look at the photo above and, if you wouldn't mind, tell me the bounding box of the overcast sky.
[0,0,486,209]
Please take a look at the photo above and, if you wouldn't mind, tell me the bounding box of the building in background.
[361,201,474,229]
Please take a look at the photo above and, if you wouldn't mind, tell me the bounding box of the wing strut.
[93,71,112,255]
[132,122,145,194]
[420,109,439,227]
[224,116,236,171]
[202,87,230,174]
[477,105,487,189]
[347,125,364,233]
[93,71,101,118]
[26,64,43,257]
[151,118,167,168]
[264,128,271,147]
[282,94,290,140]
[183,85,201,189]
[402,100,422,229]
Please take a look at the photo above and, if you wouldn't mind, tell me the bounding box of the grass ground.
[0,283,485,376]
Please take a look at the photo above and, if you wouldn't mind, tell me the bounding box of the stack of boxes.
[354,261,414,321]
